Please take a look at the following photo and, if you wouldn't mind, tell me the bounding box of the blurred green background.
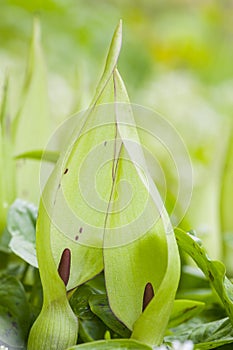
[1,0,233,266]
[1,0,233,114]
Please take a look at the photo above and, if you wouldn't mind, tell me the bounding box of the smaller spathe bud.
[27,296,78,350]
[28,248,78,350]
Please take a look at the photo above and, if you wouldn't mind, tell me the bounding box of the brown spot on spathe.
[58,248,71,286]
[142,282,154,311]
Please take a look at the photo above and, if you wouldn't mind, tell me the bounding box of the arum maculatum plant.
[28,21,181,349]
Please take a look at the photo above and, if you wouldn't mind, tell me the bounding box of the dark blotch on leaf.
[58,248,71,286]
[142,282,154,311]
[183,306,197,314]
[64,168,69,174]
[208,270,214,282]
[75,235,79,241]
[104,141,107,146]
[79,227,83,233]
[12,321,18,329]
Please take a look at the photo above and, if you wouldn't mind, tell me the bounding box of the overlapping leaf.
[166,317,233,349]
[175,229,233,326]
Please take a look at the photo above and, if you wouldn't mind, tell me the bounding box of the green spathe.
[27,20,123,350]
[28,19,180,348]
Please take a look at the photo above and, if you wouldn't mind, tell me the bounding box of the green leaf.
[0,74,9,135]
[166,317,233,349]
[176,288,218,305]
[179,266,209,290]
[0,305,25,350]
[66,339,152,350]
[69,283,111,342]
[7,199,38,267]
[12,17,51,204]
[168,299,205,328]
[0,227,11,255]
[15,150,59,163]
[89,294,131,338]
[175,229,233,326]
[69,285,95,320]
[78,317,107,343]
[85,272,106,294]
[0,274,31,348]
[220,126,233,274]
[69,283,130,341]
[0,75,16,235]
